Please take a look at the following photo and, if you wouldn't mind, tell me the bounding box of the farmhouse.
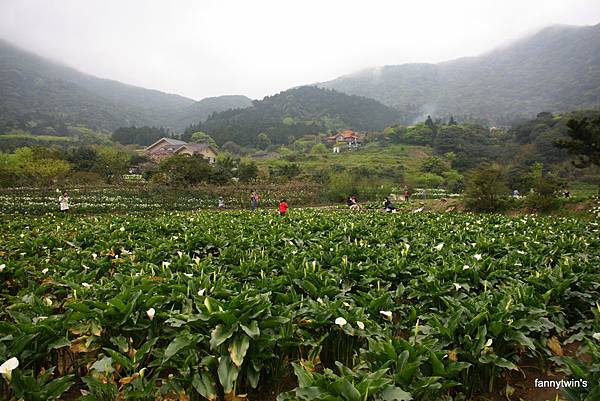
[325,129,362,146]
[174,143,217,164]
[144,137,218,163]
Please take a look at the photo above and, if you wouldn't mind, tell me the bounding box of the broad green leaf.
[134,337,158,365]
[240,320,260,339]
[478,354,518,370]
[210,324,235,350]
[378,385,413,401]
[505,331,535,351]
[192,371,217,401]
[228,334,250,367]
[429,352,445,376]
[164,334,193,361]
[331,378,361,401]
[48,337,71,350]
[217,355,240,394]
[292,363,315,387]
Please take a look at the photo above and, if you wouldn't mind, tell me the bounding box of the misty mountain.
[174,95,253,131]
[188,86,405,146]
[320,23,600,124]
[0,39,252,132]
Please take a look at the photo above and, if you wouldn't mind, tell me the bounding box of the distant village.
[143,129,364,163]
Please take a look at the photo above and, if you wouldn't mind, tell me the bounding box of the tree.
[93,146,132,182]
[158,155,211,186]
[190,131,218,148]
[311,143,328,154]
[555,112,600,193]
[257,133,271,150]
[237,161,258,182]
[420,156,450,175]
[23,159,71,186]
[448,116,457,125]
[222,141,242,155]
[464,164,509,212]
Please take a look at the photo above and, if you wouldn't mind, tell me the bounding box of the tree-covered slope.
[173,95,253,131]
[320,23,600,124]
[188,86,405,146]
[0,39,253,133]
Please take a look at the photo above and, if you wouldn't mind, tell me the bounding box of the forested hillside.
[321,23,600,124]
[0,39,252,135]
[188,86,406,146]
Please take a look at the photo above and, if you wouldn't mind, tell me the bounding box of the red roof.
[326,130,361,141]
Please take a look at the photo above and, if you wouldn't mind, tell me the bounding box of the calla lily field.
[1,208,600,400]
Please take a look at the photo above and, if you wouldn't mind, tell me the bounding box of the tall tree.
[555,112,600,193]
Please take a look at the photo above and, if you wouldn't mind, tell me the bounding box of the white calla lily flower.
[81,283,92,289]
[0,357,19,381]
[473,254,482,261]
[357,321,365,330]
[380,310,393,320]
[593,333,600,341]
[147,307,156,321]
[334,317,347,327]
[434,243,444,251]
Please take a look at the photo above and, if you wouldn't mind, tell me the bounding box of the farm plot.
[0,210,599,400]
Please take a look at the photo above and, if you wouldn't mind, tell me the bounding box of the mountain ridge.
[319,23,600,124]
[0,38,253,132]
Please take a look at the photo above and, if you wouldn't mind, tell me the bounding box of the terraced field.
[1,209,599,400]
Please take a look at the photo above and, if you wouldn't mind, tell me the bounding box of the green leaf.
[478,354,518,370]
[429,352,445,376]
[378,385,413,401]
[218,355,240,394]
[331,378,361,401]
[134,337,158,365]
[48,337,71,350]
[240,320,260,339]
[247,365,261,388]
[164,334,193,361]
[505,331,536,351]
[192,371,218,401]
[292,363,315,387]
[228,334,250,367]
[210,324,235,350]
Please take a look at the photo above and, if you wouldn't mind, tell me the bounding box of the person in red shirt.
[279,199,288,217]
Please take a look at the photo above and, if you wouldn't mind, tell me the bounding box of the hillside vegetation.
[0,39,252,133]
[187,86,406,147]
[321,23,600,124]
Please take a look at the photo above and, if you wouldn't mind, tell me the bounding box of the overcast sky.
[1,0,600,101]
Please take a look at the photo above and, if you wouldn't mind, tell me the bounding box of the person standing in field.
[404,188,410,202]
[59,191,70,213]
[218,196,225,209]
[279,199,288,217]
[251,190,260,211]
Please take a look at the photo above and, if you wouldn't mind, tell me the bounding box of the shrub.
[464,164,509,212]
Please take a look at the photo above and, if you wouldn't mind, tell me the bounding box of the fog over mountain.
[0,39,252,130]
[1,0,599,100]
[319,23,600,124]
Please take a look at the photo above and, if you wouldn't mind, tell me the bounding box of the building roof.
[174,143,218,154]
[144,137,188,152]
[326,130,361,140]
